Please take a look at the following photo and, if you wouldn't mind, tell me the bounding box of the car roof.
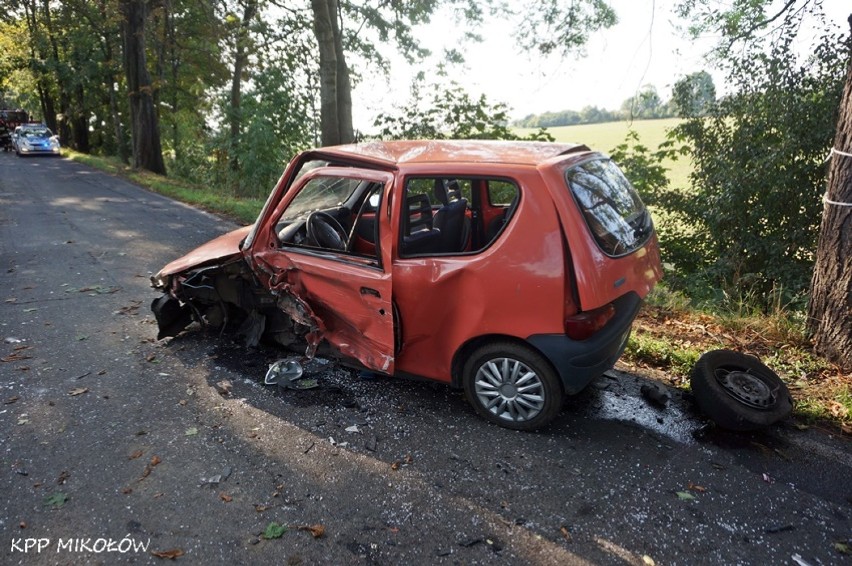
[315,140,592,168]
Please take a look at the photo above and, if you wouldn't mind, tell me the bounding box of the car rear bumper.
[526,292,642,395]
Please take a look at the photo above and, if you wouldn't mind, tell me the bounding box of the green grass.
[515,118,692,190]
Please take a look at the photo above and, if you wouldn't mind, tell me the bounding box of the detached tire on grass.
[690,349,792,431]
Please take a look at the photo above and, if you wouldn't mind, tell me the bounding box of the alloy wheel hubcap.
[474,357,545,422]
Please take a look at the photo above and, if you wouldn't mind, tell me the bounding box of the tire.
[463,341,563,431]
[690,349,792,431]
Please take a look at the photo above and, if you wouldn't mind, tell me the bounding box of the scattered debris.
[215,380,233,396]
[640,383,670,407]
[676,491,695,501]
[56,470,70,485]
[344,425,361,434]
[1,352,32,363]
[765,524,795,534]
[199,467,232,488]
[219,493,233,503]
[4,337,24,344]
[265,358,320,390]
[68,387,88,396]
[4,396,19,405]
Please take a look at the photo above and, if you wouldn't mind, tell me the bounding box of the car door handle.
[360,287,381,298]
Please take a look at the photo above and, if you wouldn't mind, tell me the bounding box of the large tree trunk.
[228,0,258,176]
[311,0,353,146]
[808,15,852,371]
[121,0,166,175]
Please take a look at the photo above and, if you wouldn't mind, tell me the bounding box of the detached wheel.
[463,342,563,431]
[690,349,792,431]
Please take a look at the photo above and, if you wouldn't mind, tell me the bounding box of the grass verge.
[622,286,851,432]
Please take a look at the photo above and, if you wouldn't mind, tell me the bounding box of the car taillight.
[565,303,615,340]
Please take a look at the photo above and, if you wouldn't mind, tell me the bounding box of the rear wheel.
[463,342,563,431]
[690,349,792,431]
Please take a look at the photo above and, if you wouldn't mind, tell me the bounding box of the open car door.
[249,168,396,374]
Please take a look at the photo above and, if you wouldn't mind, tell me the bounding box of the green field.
[515,117,692,190]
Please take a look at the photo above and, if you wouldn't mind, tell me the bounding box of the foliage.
[513,0,617,56]
[658,9,848,308]
[671,71,716,117]
[373,76,554,141]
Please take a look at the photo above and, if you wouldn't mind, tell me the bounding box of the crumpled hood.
[155,225,253,278]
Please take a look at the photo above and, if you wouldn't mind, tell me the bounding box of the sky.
[352,0,852,131]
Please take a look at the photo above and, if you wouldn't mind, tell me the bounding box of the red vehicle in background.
[0,109,29,152]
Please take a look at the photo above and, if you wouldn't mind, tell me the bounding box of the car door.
[249,168,397,374]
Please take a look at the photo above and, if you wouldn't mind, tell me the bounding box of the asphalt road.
[1,152,850,565]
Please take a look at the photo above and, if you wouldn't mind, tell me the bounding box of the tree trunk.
[121,0,166,175]
[330,2,353,143]
[312,0,339,146]
[228,0,258,176]
[808,14,852,371]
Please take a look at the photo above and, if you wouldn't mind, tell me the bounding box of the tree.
[373,75,552,142]
[809,15,852,370]
[674,0,852,369]
[310,0,352,146]
[121,0,166,174]
[672,70,716,117]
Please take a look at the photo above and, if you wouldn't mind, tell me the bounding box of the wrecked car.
[151,140,662,430]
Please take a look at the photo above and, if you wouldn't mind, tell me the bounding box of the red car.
[151,140,662,430]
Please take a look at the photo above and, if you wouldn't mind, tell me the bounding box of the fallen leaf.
[688,482,707,493]
[560,526,572,541]
[4,396,19,405]
[151,548,184,559]
[129,450,144,460]
[185,427,198,436]
[642,555,656,565]
[404,454,413,465]
[827,401,849,419]
[676,491,695,501]
[254,504,270,512]
[835,542,851,555]
[219,493,233,503]
[44,492,68,508]
[23,308,38,313]
[391,461,401,471]
[57,470,70,485]
[762,473,774,484]
[76,335,89,341]
[842,423,852,435]
[262,522,287,539]
[1,353,32,362]
[17,418,28,425]
[298,524,325,538]
[145,353,157,362]
[178,399,187,406]
[150,455,162,467]
[69,387,88,396]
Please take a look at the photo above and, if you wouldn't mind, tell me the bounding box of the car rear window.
[565,158,652,257]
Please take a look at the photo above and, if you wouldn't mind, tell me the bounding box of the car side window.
[274,173,384,264]
[399,177,520,257]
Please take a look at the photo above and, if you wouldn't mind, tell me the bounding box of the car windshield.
[22,128,51,138]
[279,175,361,223]
[565,157,653,257]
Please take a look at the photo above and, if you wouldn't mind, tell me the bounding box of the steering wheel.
[305,211,348,251]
